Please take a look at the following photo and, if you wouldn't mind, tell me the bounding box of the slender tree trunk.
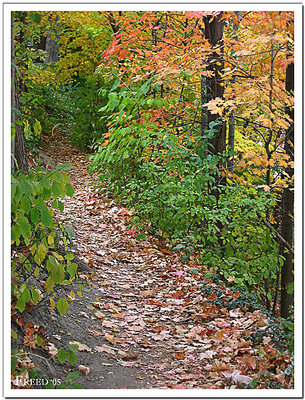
[228,75,236,173]
[280,60,294,318]
[45,15,60,64]
[11,12,28,174]
[204,13,226,189]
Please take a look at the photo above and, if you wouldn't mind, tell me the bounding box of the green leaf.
[30,207,39,224]
[20,180,33,196]
[57,297,69,316]
[65,183,74,197]
[37,335,44,346]
[55,163,74,171]
[65,253,74,261]
[34,266,40,278]
[173,244,184,251]
[67,263,77,278]
[67,350,77,365]
[52,181,63,198]
[52,265,65,284]
[29,11,42,24]
[17,216,31,239]
[39,204,53,227]
[45,276,54,293]
[11,330,18,339]
[58,200,64,212]
[11,356,17,374]
[16,296,25,313]
[34,242,47,265]
[71,383,83,389]
[136,233,146,241]
[57,348,67,363]
[20,195,31,214]
[21,287,31,303]
[31,288,40,304]
[65,370,79,381]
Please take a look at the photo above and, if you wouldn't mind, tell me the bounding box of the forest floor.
[12,133,293,391]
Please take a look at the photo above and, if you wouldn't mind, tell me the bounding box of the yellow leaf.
[50,297,56,309]
[47,234,54,246]
[77,291,82,297]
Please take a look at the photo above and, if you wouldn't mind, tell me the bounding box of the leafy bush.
[70,77,109,150]
[90,78,282,308]
[11,164,83,374]
[20,83,75,138]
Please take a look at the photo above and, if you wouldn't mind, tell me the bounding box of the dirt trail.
[16,133,291,390]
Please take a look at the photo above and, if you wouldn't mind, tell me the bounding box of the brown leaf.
[94,311,105,319]
[88,329,103,337]
[112,313,125,318]
[121,352,138,360]
[94,344,116,355]
[78,365,90,375]
[105,334,123,344]
[140,290,155,297]
[241,355,257,370]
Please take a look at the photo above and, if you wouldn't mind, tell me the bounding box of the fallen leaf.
[175,351,185,360]
[140,290,155,297]
[78,365,90,375]
[47,342,58,357]
[88,329,103,337]
[79,311,90,319]
[105,334,123,344]
[94,344,116,355]
[121,352,138,360]
[94,311,105,319]
[112,313,125,318]
[102,319,116,328]
[241,355,257,370]
[69,341,91,352]
[223,371,253,386]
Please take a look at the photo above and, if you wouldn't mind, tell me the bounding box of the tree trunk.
[204,13,226,187]
[45,15,60,64]
[280,61,294,318]
[204,13,226,153]
[228,76,235,173]
[11,12,28,174]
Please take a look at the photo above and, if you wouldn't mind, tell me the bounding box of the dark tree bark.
[280,60,294,318]
[204,13,226,185]
[204,12,226,212]
[227,76,236,173]
[11,13,28,174]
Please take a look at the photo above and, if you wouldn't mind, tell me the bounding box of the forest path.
[37,133,291,390]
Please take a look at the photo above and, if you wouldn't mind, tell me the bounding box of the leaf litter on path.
[37,134,293,390]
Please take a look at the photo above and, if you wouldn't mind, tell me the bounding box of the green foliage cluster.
[11,164,77,313]
[20,83,75,140]
[11,163,84,374]
[20,77,110,150]
[70,77,109,150]
[90,78,281,306]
